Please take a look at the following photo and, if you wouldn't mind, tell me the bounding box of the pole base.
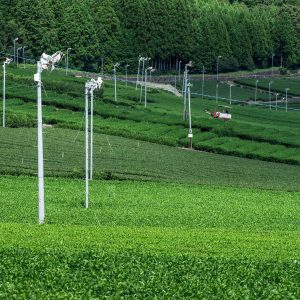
[189,137,193,149]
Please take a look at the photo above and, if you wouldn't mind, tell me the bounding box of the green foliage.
[0,176,299,297]
[2,0,299,71]
[235,76,300,96]
[1,66,300,166]
[0,248,300,298]
[2,127,300,190]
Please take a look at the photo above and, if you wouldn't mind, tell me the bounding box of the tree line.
[0,0,299,73]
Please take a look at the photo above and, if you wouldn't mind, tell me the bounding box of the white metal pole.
[85,83,89,208]
[66,50,68,75]
[230,84,232,105]
[202,66,205,100]
[255,80,259,104]
[37,61,45,224]
[181,67,186,95]
[145,69,148,108]
[183,70,188,120]
[275,93,278,111]
[17,47,21,68]
[216,84,219,104]
[13,41,16,62]
[23,46,26,69]
[66,48,71,75]
[217,56,221,81]
[285,88,289,112]
[2,63,6,128]
[13,38,18,62]
[187,81,192,149]
[114,66,117,101]
[272,54,275,76]
[178,61,182,82]
[269,82,273,110]
[90,89,94,180]
[140,59,145,103]
[136,57,141,90]
[126,65,129,88]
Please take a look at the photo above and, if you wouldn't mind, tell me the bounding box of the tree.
[14,0,59,58]
[58,0,99,70]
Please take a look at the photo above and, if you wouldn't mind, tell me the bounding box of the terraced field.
[1,127,299,190]
[1,65,300,165]
[190,78,272,102]
[0,176,299,298]
[235,76,300,97]
[0,65,300,298]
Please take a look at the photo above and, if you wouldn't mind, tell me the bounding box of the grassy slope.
[235,77,300,97]
[1,65,300,165]
[0,127,299,190]
[190,78,272,102]
[0,65,300,298]
[0,176,299,298]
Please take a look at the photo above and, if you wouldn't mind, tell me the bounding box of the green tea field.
[1,65,300,165]
[1,176,300,298]
[0,65,299,298]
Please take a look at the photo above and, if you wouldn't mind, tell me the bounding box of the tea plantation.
[1,65,300,164]
[0,65,299,298]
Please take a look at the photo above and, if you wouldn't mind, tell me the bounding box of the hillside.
[0,0,299,71]
[0,65,300,298]
[1,65,300,165]
[1,176,300,297]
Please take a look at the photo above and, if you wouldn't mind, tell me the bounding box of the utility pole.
[255,80,259,104]
[125,64,130,88]
[269,81,273,110]
[201,66,205,100]
[85,78,103,205]
[2,58,12,127]
[34,51,64,224]
[217,55,222,81]
[144,67,152,108]
[66,48,72,75]
[187,80,193,149]
[229,84,233,105]
[150,68,155,82]
[114,63,120,101]
[85,82,89,209]
[271,53,275,77]
[285,88,289,112]
[22,46,27,69]
[36,61,45,224]
[13,38,18,62]
[140,57,150,103]
[136,56,143,90]
[178,61,182,82]
[183,61,192,120]
[17,47,22,68]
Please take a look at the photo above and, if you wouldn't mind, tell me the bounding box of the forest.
[0,0,299,72]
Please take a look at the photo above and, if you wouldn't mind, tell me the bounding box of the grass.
[1,248,299,299]
[190,78,272,102]
[0,65,299,165]
[0,65,300,298]
[1,127,300,190]
[0,176,299,298]
[235,76,300,97]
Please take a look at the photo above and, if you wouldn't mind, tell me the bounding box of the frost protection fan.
[40,51,64,71]
[5,58,13,65]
